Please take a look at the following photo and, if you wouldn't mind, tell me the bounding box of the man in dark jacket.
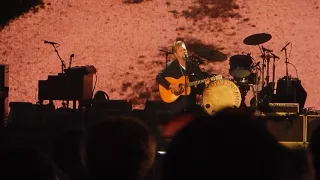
[156,41,210,115]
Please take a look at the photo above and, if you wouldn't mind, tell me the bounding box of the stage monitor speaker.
[145,100,170,112]
[261,114,305,142]
[92,100,132,112]
[306,115,320,142]
[0,64,9,127]
[275,76,307,112]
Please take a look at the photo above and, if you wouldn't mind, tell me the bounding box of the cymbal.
[193,48,227,62]
[243,33,272,45]
[189,55,206,65]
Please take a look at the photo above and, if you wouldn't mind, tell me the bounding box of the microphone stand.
[284,46,290,94]
[165,52,169,68]
[184,56,188,112]
[51,44,67,74]
[272,55,276,94]
[159,49,171,68]
[49,43,67,108]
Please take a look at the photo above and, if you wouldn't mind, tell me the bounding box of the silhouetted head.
[86,116,156,180]
[162,108,300,180]
[53,129,85,174]
[0,146,57,180]
[309,126,320,180]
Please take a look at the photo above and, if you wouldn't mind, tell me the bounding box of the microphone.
[44,40,59,45]
[280,42,291,52]
[185,52,189,58]
[159,49,172,54]
[262,46,273,53]
[70,54,75,58]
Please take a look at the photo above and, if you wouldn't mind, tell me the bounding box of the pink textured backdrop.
[0,0,319,109]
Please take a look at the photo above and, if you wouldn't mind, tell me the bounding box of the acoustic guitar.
[159,75,223,103]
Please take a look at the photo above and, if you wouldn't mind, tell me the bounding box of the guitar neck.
[187,76,217,87]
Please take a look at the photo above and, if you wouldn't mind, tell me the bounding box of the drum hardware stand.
[265,53,270,86]
[239,85,249,110]
[250,62,261,110]
[260,46,274,87]
[257,45,266,89]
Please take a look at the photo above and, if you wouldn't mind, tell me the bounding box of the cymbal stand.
[265,52,271,85]
[257,45,266,89]
[250,60,261,110]
[272,55,277,93]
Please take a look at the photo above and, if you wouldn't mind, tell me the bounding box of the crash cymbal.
[243,33,272,45]
[189,55,206,65]
[193,48,227,62]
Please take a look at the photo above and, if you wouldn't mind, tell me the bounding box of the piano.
[38,65,96,105]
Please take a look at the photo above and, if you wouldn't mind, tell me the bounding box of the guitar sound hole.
[205,104,210,109]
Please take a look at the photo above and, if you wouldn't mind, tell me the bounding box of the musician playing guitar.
[156,41,212,115]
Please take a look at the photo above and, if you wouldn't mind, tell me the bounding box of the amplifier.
[260,114,306,142]
[306,115,320,142]
[261,103,299,114]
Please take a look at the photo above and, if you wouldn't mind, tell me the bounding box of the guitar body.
[159,76,191,103]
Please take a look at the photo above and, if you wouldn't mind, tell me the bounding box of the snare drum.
[202,79,242,115]
[229,54,253,78]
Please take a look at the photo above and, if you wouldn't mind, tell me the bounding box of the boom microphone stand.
[44,40,67,108]
[50,44,66,73]
[270,52,280,93]
[159,49,171,68]
[283,44,290,94]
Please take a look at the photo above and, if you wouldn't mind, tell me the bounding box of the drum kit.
[198,33,293,115]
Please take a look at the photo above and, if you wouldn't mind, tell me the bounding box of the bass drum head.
[202,79,242,115]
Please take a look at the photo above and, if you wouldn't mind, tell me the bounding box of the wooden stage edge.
[278,141,309,149]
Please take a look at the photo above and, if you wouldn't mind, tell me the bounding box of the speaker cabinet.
[275,77,307,112]
[261,114,305,142]
[0,64,9,127]
[306,115,320,142]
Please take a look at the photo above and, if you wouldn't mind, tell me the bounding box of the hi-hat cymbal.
[243,33,272,45]
[193,48,227,62]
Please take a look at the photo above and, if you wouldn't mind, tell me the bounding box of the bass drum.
[202,79,242,115]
